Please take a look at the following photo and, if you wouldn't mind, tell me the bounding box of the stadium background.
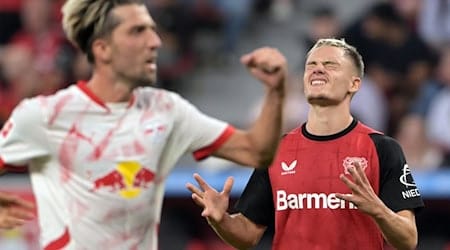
[0,0,449,249]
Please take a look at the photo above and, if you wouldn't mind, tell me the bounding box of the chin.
[307,96,340,106]
[135,76,157,87]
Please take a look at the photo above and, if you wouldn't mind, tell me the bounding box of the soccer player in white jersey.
[0,0,288,249]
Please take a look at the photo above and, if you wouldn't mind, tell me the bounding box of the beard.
[117,70,157,89]
[307,95,341,106]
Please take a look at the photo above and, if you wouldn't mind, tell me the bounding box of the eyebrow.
[306,60,340,65]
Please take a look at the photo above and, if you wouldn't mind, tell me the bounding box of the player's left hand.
[335,161,386,217]
[241,47,287,92]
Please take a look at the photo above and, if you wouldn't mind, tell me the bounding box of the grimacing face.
[105,4,161,87]
[303,45,360,106]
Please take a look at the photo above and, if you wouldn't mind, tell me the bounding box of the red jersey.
[235,120,424,250]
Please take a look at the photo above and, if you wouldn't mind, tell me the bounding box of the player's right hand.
[241,47,288,92]
[0,192,35,229]
[186,173,234,224]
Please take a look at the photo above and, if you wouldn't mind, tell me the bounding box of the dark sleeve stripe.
[233,168,274,226]
[369,133,425,213]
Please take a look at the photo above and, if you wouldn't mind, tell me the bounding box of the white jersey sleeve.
[170,92,234,160]
[0,98,50,167]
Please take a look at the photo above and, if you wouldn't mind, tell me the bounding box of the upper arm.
[370,134,424,212]
[234,168,274,226]
[0,99,49,166]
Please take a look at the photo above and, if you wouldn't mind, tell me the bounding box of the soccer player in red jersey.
[0,0,288,249]
[187,38,424,250]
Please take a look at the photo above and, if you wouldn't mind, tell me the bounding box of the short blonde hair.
[62,0,143,63]
[306,38,365,77]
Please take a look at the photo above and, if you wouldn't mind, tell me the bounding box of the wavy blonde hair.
[62,0,144,63]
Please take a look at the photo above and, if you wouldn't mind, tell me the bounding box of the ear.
[349,76,361,95]
[91,39,112,64]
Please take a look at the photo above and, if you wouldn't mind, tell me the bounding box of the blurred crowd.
[1,0,449,172]
[276,0,450,171]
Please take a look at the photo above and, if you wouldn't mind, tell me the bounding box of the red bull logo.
[92,161,155,199]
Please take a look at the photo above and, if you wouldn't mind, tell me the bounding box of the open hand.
[186,173,234,223]
[335,161,385,217]
[0,192,35,230]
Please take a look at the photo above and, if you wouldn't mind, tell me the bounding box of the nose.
[312,64,325,74]
[148,31,162,49]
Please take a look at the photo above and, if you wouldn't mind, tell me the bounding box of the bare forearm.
[373,209,417,250]
[247,87,285,166]
[208,213,265,250]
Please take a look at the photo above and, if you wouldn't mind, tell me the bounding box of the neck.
[306,101,353,136]
[87,70,134,103]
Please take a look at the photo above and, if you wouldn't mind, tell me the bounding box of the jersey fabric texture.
[235,119,424,250]
[0,81,234,250]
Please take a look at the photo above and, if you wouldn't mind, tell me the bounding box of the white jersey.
[0,81,234,250]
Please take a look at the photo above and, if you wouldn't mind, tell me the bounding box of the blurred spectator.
[390,0,422,32]
[0,0,22,45]
[7,0,73,94]
[303,6,341,55]
[425,46,450,166]
[396,114,444,170]
[351,77,388,132]
[214,0,255,54]
[0,44,37,126]
[343,2,436,135]
[410,44,450,117]
[419,0,450,50]
[148,0,197,92]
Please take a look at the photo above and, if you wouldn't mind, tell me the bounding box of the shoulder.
[355,121,382,135]
[134,87,189,109]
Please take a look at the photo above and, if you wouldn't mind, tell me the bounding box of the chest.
[269,135,379,194]
[47,109,174,175]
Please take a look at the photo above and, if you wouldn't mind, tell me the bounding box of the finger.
[193,173,213,191]
[0,193,21,205]
[353,162,370,185]
[347,165,363,186]
[11,198,34,210]
[5,217,27,228]
[335,193,353,201]
[240,53,252,65]
[10,208,35,220]
[186,182,203,197]
[222,177,234,196]
[247,61,281,74]
[191,193,205,208]
[339,173,359,193]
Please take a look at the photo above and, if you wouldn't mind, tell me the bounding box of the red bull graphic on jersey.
[92,161,155,199]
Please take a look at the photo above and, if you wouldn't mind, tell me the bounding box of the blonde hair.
[62,0,143,63]
[307,38,365,77]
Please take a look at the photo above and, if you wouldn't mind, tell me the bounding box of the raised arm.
[186,173,266,249]
[212,47,287,168]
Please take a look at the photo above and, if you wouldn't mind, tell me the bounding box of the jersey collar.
[76,81,135,111]
[302,118,358,141]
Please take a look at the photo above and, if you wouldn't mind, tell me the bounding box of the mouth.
[310,78,327,86]
[145,58,157,70]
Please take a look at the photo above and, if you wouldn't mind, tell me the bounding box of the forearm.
[247,87,285,166]
[208,213,265,250]
[373,209,417,250]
